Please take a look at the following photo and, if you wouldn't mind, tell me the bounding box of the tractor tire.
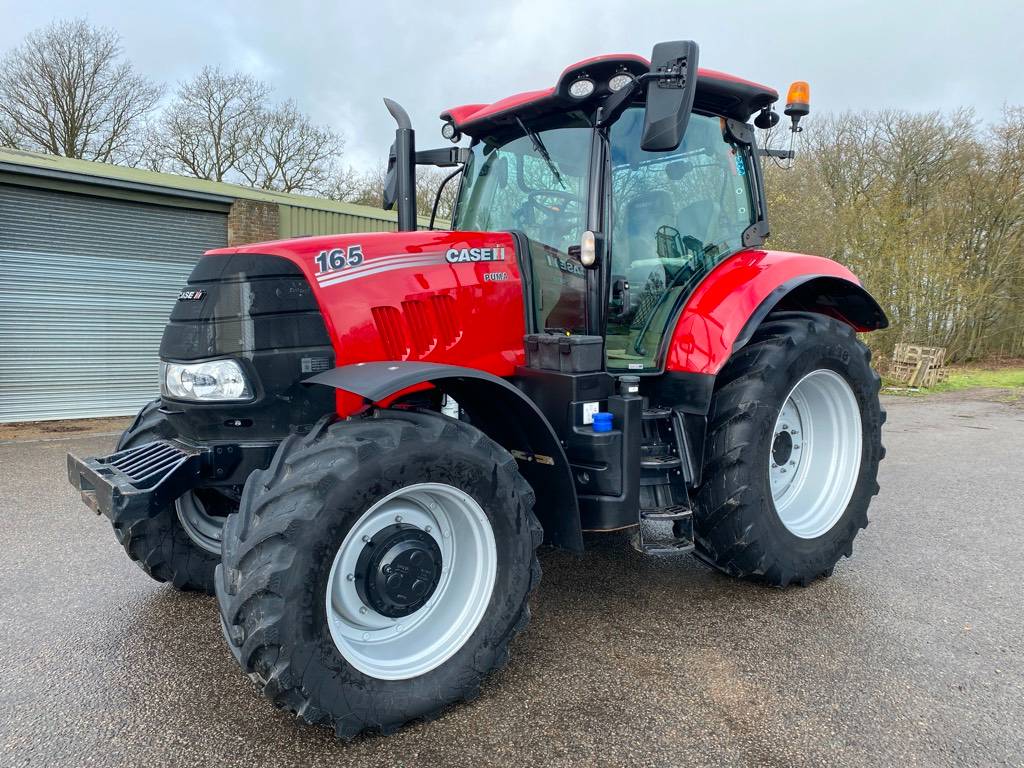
[110,400,225,594]
[691,312,885,587]
[216,409,542,739]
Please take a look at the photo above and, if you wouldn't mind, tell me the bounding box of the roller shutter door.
[0,185,228,422]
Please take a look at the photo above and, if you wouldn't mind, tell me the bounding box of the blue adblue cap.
[592,412,613,433]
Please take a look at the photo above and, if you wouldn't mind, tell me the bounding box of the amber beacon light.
[785,80,810,131]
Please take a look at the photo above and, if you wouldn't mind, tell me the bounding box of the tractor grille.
[157,253,336,441]
[161,254,330,360]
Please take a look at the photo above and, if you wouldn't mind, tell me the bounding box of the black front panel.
[159,254,336,442]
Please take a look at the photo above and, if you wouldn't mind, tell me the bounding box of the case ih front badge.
[68,39,887,739]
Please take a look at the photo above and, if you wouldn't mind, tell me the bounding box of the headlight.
[161,360,252,401]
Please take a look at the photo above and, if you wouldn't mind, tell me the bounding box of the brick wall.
[227,199,280,245]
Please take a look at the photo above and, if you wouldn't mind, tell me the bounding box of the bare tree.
[765,108,1024,362]
[152,66,269,181]
[327,163,461,227]
[237,100,343,193]
[0,19,162,163]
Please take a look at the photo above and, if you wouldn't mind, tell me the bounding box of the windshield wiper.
[515,116,566,189]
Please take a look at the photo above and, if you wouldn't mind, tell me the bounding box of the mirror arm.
[416,147,470,167]
[597,72,651,128]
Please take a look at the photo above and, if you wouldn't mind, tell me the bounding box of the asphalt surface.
[1,393,1022,768]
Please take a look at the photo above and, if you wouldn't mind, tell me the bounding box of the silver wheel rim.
[175,492,225,555]
[325,483,497,681]
[769,369,863,539]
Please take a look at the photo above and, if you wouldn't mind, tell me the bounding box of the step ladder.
[634,407,695,555]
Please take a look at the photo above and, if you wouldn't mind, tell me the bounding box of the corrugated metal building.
[0,148,415,423]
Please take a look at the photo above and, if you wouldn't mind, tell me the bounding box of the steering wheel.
[528,190,578,216]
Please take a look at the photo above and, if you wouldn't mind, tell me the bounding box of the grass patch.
[934,367,1024,392]
[883,365,1024,396]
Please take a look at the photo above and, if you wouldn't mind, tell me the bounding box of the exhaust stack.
[383,98,417,232]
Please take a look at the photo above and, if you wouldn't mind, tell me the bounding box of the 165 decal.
[314,244,364,275]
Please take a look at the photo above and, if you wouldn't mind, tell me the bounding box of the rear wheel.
[216,410,541,738]
[692,312,885,586]
[111,400,231,593]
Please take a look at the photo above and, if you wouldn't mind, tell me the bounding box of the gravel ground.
[1,393,1021,768]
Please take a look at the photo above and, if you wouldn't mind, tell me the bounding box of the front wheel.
[692,312,885,586]
[216,410,542,738]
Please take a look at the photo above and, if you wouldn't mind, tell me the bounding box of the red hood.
[206,230,528,381]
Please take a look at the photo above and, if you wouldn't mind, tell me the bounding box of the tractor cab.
[430,45,780,372]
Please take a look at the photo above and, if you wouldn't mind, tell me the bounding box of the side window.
[453,126,591,333]
[606,109,755,370]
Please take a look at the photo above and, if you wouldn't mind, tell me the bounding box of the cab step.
[640,505,690,522]
[640,455,682,469]
[634,505,694,555]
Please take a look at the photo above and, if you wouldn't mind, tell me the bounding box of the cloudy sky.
[2,1,1022,170]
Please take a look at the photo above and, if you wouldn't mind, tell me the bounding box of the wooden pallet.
[889,344,948,387]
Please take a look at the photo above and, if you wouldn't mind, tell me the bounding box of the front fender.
[307,362,583,552]
[665,249,888,375]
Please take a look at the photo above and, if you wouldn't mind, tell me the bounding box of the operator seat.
[676,199,722,247]
[622,189,675,292]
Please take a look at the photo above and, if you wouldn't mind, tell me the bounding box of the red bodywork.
[204,234,867,410]
[666,249,866,375]
[206,231,528,415]
[442,54,778,133]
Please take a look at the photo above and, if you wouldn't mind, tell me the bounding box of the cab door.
[604,108,757,371]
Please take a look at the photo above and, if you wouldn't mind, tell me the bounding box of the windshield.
[453,119,592,332]
[605,108,755,371]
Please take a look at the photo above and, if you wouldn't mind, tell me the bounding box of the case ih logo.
[177,289,206,301]
[445,247,506,264]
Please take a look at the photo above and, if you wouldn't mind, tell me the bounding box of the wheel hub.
[325,483,498,681]
[768,369,863,539]
[771,429,794,466]
[355,524,442,618]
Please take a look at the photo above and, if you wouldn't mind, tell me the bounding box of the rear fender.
[307,362,583,552]
[665,249,888,376]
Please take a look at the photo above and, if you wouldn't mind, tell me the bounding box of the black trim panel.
[734,275,889,355]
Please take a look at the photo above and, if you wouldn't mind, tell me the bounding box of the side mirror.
[383,140,397,210]
[641,40,700,152]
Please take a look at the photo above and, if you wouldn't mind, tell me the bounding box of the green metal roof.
[0,146,404,223]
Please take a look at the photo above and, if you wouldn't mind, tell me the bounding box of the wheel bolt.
[359,606,367,615]
[361,535,370,543]
[346,573,354,581]
[789,461,796,466]
[424,525,432,533]
[395,515,403,523]
[780,468,787,473]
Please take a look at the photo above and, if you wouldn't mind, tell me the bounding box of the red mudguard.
[664,249,874,376]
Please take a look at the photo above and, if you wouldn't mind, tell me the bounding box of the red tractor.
[68,41,886,737]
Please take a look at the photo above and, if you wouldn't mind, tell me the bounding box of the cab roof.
[440,54,779,136]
